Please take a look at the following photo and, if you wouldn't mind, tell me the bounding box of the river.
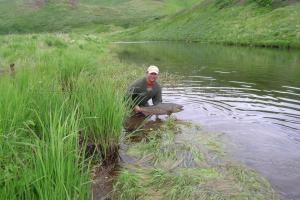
[113,42,300,200]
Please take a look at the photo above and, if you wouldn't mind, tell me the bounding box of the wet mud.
[92,165,117,200]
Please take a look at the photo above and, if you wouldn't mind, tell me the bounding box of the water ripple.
[165,80,300,134]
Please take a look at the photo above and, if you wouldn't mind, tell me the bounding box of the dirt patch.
[92,164,118,200]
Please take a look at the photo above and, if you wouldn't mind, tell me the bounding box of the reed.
[0,77,29,133]
[27,105,91,200]
[0,33,141,199]
[0,69,34,199]
[1,106,91,200]
[73,72,128,162]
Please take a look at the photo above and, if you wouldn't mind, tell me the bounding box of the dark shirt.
[127,77,162,107]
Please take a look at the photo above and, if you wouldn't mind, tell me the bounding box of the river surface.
[113,42,300,200]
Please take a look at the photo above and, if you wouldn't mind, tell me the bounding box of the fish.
[140,103,183,116]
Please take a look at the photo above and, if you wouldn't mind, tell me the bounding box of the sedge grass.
[0,71,90,199]
[73,72,128,161]
[27,106,91,200]
[0,32,134,199]
[0,74,31,133]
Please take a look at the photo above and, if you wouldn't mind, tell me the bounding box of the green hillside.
[122,0,300,48]
[0,0,197,34]
[2,0,299,48]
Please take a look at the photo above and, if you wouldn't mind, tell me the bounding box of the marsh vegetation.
[112,119,280,200]
[1,0,299,199]
[0,33,134,199]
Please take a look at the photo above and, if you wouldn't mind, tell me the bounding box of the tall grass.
[0,68,34,199]
[0,33,135,199]
[74,72,128,161]
[0,71,90,199]
[1,106,91,200]
[27,106,91,200]
[0,74,31,133]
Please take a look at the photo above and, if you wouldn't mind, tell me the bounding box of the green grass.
[0,32,141,199]
[112,170,144,200]
[27,106,91,200]
[112,121,279,200]
[0,71,90,199]
[120,0,300,48]
[0,0,199,34]
[0,0,296,198]
[73,72,128,160]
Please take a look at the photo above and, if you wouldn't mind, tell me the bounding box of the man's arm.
[152,86,162,105]
[127,79,143,112]
[127,80,140,104]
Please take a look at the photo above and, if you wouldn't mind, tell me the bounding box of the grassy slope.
[1,0,299,47]
[0,0,155,34]
[122,0,300,48]
[0,0,198,34]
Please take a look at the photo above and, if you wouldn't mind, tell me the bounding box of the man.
[128,65,162,114]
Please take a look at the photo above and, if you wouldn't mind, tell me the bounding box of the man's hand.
[133,105,141,113]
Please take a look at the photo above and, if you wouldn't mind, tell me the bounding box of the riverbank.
[0,33,135,199]
[0,1,298,199]
[117,1,300,48]
[0,33,283,199]
[111,118,281,200]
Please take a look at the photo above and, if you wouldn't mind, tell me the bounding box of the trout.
[140,103,183,116]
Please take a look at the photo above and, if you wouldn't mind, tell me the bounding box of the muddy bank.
[92,165,117,200]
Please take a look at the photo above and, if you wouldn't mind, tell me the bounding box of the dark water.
[113,42,300,200]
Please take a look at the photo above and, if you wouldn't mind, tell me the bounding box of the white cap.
[147,65,159,74]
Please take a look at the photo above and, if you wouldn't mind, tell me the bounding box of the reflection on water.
[114,42,300,200]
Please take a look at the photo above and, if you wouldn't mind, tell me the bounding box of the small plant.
[44,37,67,48]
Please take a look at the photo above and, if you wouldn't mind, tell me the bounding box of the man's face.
[146,72,158,83]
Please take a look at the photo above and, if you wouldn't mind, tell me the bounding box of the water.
[113,42,300,200]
